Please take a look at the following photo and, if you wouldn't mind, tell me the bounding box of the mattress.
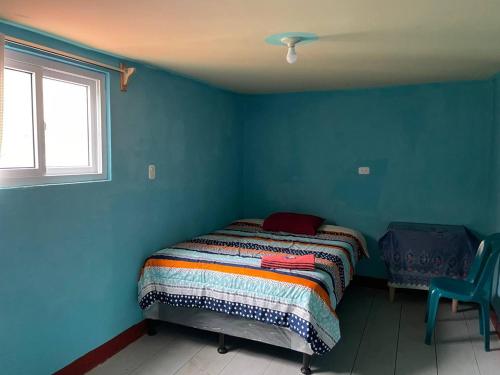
[138,219,367,355]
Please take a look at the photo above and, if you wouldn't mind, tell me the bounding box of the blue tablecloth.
[379,222,479,289]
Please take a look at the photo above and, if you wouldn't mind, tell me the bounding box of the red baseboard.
[54,320,147,375]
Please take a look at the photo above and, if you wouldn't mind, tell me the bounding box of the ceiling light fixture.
[281,37,303,64]
[265,32,319,65]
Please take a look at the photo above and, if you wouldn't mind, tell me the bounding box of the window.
[0,49,108,187]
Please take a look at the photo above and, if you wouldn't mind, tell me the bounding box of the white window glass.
[43,77,90,168]
[0,68,35,168]
[0,49,108,188]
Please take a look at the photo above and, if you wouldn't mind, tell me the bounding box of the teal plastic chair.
[425,239,489,322]
[424,234,500,351]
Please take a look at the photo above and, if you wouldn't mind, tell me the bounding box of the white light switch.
[358,166,370,175]
[148,164,156,180]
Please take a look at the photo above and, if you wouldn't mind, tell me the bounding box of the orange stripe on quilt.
[144,258,334,313]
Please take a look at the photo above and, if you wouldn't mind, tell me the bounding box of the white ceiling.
[1,0,500,93]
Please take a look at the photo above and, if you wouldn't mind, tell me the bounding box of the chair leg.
[479,305,484,336]
[451,299,458,313]
[480,303,490,352]
[424,290,431,323]
[425,291,440,345]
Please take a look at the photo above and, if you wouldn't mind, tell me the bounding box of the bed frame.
[144,303,314,374]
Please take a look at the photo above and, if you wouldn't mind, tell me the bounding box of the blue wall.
[240,82,495,278]
[2,20,500,375]
[0,23,242,374]
[492,74,500,317]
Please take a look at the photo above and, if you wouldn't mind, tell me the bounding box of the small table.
[379,222,479,309]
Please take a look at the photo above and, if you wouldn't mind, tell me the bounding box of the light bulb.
[286,45,297,64]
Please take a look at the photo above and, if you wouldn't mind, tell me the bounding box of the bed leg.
[301,354,312,375]
[146,319,157,336]
[217,333,228,354]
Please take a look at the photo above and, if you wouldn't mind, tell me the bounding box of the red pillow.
[263,212,325,236]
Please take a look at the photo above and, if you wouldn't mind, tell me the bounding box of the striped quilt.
[138,219,368,355]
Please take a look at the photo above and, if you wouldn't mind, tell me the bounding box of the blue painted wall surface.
[492,74,500,317]
[2,20,500,375]
[0,23,242,374]
[240,82,495,278]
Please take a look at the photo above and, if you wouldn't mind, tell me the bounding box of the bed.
[138,219,368,374]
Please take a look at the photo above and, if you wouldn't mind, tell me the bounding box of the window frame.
[0,49,108,188]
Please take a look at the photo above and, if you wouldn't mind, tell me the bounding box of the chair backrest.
[472,234,500,299]
[466,240,491,283]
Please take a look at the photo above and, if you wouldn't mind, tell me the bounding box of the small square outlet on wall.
[358,166,370,175]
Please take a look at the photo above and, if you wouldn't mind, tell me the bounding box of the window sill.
[0,174,110,189]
